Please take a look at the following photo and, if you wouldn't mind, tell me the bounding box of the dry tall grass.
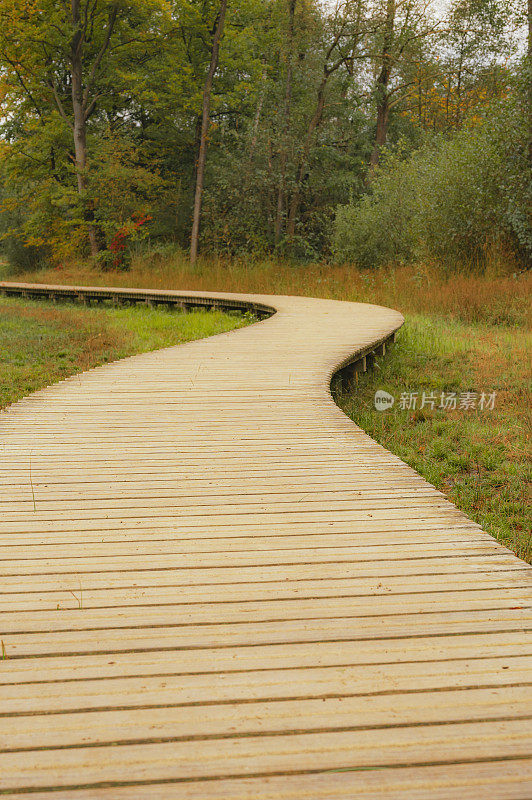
[17,253,530,327]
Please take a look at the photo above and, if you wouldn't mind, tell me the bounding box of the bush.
[333,81,531,271]
[0,202,50,272]
[334,150,418,267]
[0,234,48,273]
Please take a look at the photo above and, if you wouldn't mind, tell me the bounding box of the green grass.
[334,314,531,562]
[0,296,248,409]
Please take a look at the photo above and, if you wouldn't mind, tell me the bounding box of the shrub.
[0,233,49,273]
[334,150,418,267]
[333,81,531,271]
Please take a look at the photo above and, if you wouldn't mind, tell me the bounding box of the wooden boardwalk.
[0,281,531,798]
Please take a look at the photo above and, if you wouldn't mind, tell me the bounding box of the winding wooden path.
[0,282,531,799]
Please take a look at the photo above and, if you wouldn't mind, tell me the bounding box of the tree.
[274,0,297,245]
[368,0,395,174]
[69,1,118,254]
[525,0,532,162]
[366,0,438,179]
[286,0,365,239]
[190,0,229,264]
[0,0,170,255]
[438,0,520,129]
[0,0,527,266]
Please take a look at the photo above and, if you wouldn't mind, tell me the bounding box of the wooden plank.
[1,719,532,791]
[5,760,531,800]
[3,660,532,715]
[2,588,530,632]
[2,631,530,687]
[1,572,526,613]
[2,687,532,751]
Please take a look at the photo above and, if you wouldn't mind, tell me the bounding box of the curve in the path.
[0,282,531,799]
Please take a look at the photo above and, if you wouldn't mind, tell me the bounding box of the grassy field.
[7,252,530,326]
[334,315,531,562]
[3,252,530,560]
[0,295,248,409]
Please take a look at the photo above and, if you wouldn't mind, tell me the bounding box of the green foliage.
[0,0,527,265]
[334,147,419,267]
[0,234,48,274]
[0,0,175,262]
[0,189,50,272]
[333,86,531,269]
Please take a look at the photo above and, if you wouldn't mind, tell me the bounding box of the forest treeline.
[0,0,529,271]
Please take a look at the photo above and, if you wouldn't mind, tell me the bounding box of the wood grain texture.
[0,281,531,798]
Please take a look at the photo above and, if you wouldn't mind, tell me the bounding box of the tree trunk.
[526,0,532,167]
[274,0,297,246]
[286,75,328,240]
[70,0,100,256]
[248,70,266,169]
[190,0,228,265]
[367,0,395,181]
[454,44,465,128]
[368,93,389,172]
